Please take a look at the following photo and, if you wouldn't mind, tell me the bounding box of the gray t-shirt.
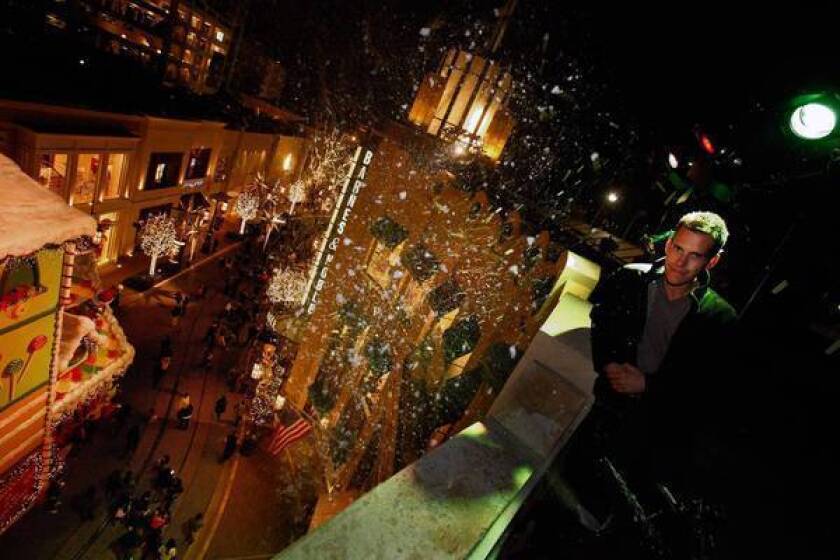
[636,280,691,375]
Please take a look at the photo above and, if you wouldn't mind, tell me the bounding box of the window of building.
[214,155,229,182]
[183,49,193,64]
[45,13,67,29]
[144,152,182,190]
[367,239,403,289]
[185,147,211,181]
[186,31,196,45]
[367,216,409,289]
[73,153,101,204]
[37,153,69,198]
[190,15,200,29]
[97,213,119,265]
[442,315,480,380]
[215,29,224,42]
[100,153,127,200]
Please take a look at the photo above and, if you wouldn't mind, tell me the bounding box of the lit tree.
[287,180,307,215]
[267,267,308,305]
[235,189,260,234]
[307,128,354,188]
[259,177,288,251]
[139,213,181,276]
[305,128,354,213]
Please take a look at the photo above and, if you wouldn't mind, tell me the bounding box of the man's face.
[664,227,720,287]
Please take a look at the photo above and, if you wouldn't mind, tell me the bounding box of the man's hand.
[605,362,646,394]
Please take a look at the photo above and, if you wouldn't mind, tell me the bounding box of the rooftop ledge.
[277,298,597,560]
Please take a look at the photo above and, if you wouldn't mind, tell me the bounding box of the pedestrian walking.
[124,424,140,457]
[170,304,182,329]
[149,509,168,532]
[112,402,132,435]
[155,454,171,471]
[122,470,136,494]
[46,480,65,514]
[202,347,214,370]
[183,513,204,545]
[78,485,99,521]
[233,400,244,427]
[159,335,173,358]
[132,490,152,518]
[163,476,184,511]
[204,322,218,348]
[177,403,194,430]
[116,526,142,560]
[214,394,227,422]
[105,468,123,498]
[221,432,237,462]
[112,499,129,525]
[112,284,123,314]
[158,538,178,560]
[152,355,171,388]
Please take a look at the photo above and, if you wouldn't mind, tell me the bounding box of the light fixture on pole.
[790,102,837,140]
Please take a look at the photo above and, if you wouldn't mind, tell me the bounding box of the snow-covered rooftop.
[0,154,96,259]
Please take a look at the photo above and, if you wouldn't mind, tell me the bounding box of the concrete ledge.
[276,328,596,560]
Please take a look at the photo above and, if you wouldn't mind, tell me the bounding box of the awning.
[370,216,408,249]
[400,243,440,283]
[427,279,465,315]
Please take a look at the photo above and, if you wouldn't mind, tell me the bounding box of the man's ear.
[706,253,721,270]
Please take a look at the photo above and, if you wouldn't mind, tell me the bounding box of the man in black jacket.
[561,211,737,528]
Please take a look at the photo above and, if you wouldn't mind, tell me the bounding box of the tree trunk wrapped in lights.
[235,189,260,234]
[287,180,307,215]
[139,214,180,276]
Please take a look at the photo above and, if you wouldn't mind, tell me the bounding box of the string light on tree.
[267,267,308,305]
[307,128,354,188]
[257,177,287,251]
[287,180,307,215]
[235,189,260,234]
[139,214,180,276]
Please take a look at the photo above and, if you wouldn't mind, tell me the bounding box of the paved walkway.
[0,225,323,559]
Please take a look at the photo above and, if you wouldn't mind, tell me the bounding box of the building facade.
[0,98,307,272]
[42,0,235,93]
[274,130,571,504]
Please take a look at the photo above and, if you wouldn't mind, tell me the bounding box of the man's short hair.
[675,211,729,255]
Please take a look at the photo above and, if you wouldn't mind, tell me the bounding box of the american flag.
[268,418,311,456]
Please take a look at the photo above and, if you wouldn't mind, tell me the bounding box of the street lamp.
[790,102,836,140]
[607,191,619,204]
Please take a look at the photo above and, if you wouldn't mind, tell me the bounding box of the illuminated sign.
[302,145,374,315]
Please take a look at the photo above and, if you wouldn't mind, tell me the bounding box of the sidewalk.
[99,217,243,302]
[0,223,246,559]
